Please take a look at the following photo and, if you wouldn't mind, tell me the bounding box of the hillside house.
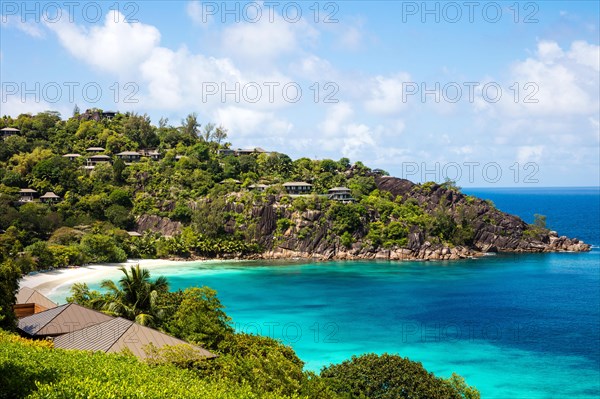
[1,127,19,140]
[14,287,58,319]
[328,187,355,203]
[86,154,111,169]
[116,151,142,163]
[18,189,38,202]
[249,184,269,192]
[86,147,105,153]
[62,153,81,161]
[283,182,313,195]
[40,192,60,204]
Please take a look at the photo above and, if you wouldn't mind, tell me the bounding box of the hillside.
[0,110,589,271]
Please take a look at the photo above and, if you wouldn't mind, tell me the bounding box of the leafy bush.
[327,203,365,235]
[320,353,469,399]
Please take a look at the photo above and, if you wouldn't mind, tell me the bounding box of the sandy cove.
[18,259,182,301]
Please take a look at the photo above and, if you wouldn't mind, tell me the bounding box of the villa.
[14,287,58,318]
[249,184,269,192]
[218,147,269,157]
[40,192,60,204]
[53,317,216,360]
[62,153,81,161]
[1,127,19,140]
[116,151,142,163]
[15,292,216,360]
[86,147,105,153]
[85,154,111,169]
[18,303,114,338]
[283,182,313,195]
[328,187,355,203]
[18,189,38,202]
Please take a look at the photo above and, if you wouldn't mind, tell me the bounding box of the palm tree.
[100,264,169,326]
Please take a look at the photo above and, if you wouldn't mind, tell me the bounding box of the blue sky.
[1,1,599,186]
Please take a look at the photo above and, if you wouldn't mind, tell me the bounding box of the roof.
[1,127,20,132]
[88,155,111,160]
[283,182,313,187]
[86,147,105,151]
[328,187,351,192]
[18,303,114,337]
[53,317,217,359]
[249,184,268,188]
[19,189,38,193]
[62,153,81,157]
[117,151,141,156]
[127,231,142,237]
[16,287,58,309]
[40,192,60,199]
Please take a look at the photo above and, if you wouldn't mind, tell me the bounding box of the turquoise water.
[50,187,600,398]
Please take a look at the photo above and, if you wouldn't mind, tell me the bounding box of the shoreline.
[20,245,595,302]
[19,259,184,300]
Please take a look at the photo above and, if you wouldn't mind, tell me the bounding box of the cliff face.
[251,177,589,261]
[138,177,590,261]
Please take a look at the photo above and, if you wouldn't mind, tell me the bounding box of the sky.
[1,1,599,187]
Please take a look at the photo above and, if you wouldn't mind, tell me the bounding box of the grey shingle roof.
[54,317,217,359]
[18,303,114,337]
[16,287,58,309]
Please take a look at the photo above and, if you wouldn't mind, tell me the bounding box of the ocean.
[52,187,600,398]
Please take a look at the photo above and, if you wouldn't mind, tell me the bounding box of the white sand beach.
[19,259,180,301]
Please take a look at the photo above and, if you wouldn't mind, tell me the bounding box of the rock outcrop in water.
[252,184,588,261]
[140,176,589,262]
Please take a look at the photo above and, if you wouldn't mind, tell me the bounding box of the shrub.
[320,353,468,399]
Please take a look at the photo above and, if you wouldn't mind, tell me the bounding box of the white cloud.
[2,14,45,38]
[517,145,544,163]
[220,12,318,65]
[212,106,292,140]
[568,40,600,71]
[341,124,376,158]
[318,102,353,136]
[488,40,600,117]
[46,11,161,76]
[364,73,412,115]
[186,1,209,26]
[537,40,564,63]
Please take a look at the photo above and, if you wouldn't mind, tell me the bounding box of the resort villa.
[40,192,61,204]
[18,189,38,202]
[85,154,111,169]
[283,182,313,195]
[248,184,269,192]
[14,288,216,361]
[328,187,355,203]
[85,147,105,154]
[1,127,19,140]
[116,151,142,163]
[217,147,269,157]
[62,154,82,161]
[14,287,58,318]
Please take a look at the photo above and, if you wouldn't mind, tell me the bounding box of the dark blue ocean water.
[54,187,600,398]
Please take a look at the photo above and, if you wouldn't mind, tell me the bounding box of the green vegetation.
[320,353,480,399]
[1,109,538,270]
